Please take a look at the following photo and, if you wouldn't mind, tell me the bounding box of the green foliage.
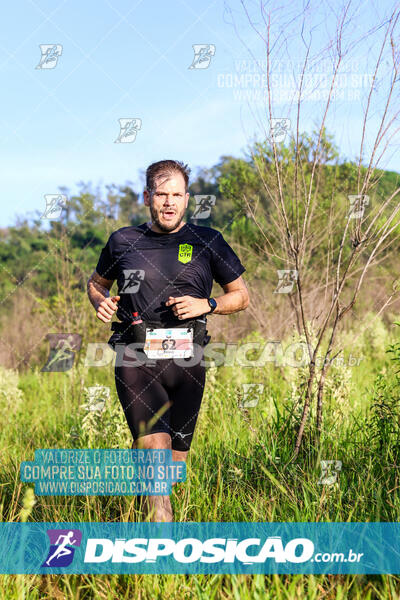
[0,321,400,596]
[79,384,131,448]
[368,323,400,458]
[0,366,24,421]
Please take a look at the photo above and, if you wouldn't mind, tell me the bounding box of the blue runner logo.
[42,529,82,567]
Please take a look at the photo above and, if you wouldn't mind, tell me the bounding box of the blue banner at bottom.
[0,522,399,574]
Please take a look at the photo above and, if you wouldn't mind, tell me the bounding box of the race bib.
[143,327,194,359]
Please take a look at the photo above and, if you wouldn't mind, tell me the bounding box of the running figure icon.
[45,531,77,566]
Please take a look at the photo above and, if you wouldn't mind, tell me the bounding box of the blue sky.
[1,0,399,226]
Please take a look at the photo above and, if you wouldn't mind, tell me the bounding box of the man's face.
[144,171,189,233]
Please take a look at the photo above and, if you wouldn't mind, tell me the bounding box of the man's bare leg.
[172,450,188,487]
[172,450,188,463]
[132,432,174,522]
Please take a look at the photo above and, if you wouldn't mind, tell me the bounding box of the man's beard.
[149,204,184,232]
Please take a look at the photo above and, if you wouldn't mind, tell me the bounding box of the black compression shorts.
[114,345,206,451]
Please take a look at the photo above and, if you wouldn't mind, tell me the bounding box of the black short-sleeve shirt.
[95,222,246,326]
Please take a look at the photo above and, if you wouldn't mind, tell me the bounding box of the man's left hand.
[165,295,210,319]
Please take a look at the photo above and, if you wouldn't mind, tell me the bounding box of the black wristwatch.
[207,297,217,313]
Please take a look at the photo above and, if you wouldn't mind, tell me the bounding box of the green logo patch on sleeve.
[178,243,193,263]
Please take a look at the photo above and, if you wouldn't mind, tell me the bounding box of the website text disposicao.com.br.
[81,537,364,565]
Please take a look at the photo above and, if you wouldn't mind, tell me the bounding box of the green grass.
[1,320,400,598]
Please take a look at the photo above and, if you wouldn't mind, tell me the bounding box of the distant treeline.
[1,132,400,370]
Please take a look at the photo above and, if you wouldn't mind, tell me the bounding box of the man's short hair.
[146,160,191,194]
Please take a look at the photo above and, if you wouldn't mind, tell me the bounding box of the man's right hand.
[96,295,120,323]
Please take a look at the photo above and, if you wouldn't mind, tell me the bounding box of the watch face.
[209,298,217,312]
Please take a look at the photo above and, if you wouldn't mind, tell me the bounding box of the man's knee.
[134,432,172,449]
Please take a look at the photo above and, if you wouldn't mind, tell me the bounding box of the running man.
[87,160,249,521]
